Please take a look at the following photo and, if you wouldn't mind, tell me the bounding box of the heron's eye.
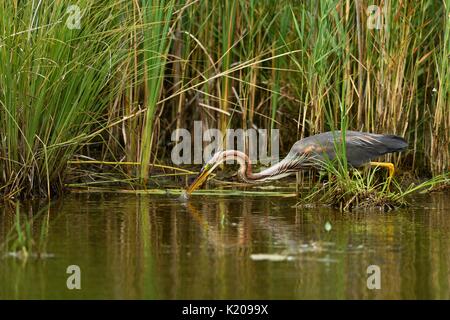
[200,163,210,173]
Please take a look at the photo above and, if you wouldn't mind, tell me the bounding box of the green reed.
[0,1,132,198]
[138,0,175,184]
[0,0,448,199]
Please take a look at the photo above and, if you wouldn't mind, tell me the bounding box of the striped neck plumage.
[210,150,294,183]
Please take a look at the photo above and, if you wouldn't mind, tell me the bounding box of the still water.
[0,192,449,299]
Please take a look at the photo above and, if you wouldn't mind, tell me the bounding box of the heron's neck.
[219,150,289,183]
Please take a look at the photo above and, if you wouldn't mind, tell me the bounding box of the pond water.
[0,191,449,299]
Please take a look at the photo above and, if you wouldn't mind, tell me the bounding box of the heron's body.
[185,131,408,194]
[288,131,407,167]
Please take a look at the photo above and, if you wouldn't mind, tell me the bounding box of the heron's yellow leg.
[369,162,395,179]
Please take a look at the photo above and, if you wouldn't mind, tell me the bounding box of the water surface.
[0,192,449,299]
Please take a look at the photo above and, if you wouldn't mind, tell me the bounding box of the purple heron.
[185,130,408,194]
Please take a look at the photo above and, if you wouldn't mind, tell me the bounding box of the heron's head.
[185,152,224,194]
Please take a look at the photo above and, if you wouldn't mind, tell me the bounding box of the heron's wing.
[344,133,408,166]
[286,131,407,168]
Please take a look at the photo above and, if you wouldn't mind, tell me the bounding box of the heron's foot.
[369,162,395,187]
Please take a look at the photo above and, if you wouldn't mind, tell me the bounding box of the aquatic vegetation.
[296,121,447,211]
[0,0,448,199]
[1,202,51,260]
[296,159,449,212]
[0,1,132,198]
[138,0,176,184]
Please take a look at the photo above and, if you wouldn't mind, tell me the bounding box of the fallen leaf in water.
[250,254,292,261]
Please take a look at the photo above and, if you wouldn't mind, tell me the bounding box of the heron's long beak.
[185,164,213,194]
